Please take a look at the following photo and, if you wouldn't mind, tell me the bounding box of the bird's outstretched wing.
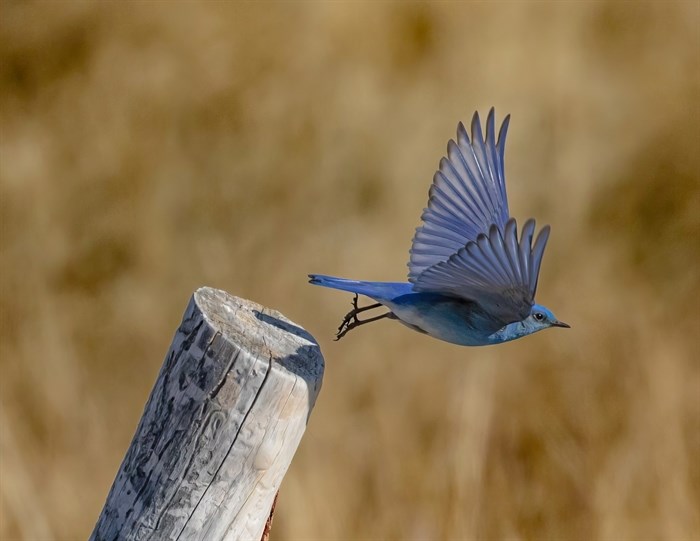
[408,108,511,281]
[412,218,550,324]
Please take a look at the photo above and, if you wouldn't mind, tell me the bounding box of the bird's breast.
[385,293,499,346]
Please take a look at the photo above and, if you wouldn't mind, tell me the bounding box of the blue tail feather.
[308,274,413,302]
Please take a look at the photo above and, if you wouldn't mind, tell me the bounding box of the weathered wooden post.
[91,287,324,541]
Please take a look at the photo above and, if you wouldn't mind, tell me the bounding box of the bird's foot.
[335,295,394,340]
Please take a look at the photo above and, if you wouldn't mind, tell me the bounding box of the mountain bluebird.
[309,108,569,345]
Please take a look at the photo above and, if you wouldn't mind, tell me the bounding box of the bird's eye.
[534,312,544,321]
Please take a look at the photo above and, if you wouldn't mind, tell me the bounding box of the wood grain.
[90,287,324,541]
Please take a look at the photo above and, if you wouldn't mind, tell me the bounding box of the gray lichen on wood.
[91,287,324,541]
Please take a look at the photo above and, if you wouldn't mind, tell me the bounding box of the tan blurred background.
[1,1,698,540]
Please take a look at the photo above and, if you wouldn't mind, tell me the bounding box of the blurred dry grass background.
[1,1,699,540]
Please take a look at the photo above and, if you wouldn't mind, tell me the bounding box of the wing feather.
[504,219,522,282]
[518,218,535,281]
[407,110,552,323]
[496,114,510,205]
[413,218,551,325]
[471,111,500,214]
[529,225,550,294]
[408,108,511,280]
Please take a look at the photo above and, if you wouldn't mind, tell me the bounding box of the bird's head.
[526,304,570,332]
[490,303,569,344]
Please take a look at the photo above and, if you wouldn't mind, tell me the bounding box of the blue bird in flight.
[309,109,569,345]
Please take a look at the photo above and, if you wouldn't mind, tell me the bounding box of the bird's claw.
[335,295,362,340]
[334,295,388,340]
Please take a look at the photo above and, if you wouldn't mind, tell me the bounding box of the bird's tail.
[308,274,412,302]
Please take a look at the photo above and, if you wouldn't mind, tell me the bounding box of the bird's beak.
[552,320,571,328]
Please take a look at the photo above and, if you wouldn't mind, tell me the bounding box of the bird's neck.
[488,320,530,344]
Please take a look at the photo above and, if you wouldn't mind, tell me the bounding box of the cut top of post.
[195,287,324,395]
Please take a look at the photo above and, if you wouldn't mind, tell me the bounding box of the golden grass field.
[1,2,698,540]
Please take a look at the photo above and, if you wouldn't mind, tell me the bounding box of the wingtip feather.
[497,114,511,148]
[486,108,496,145]
[471,110,484,143]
